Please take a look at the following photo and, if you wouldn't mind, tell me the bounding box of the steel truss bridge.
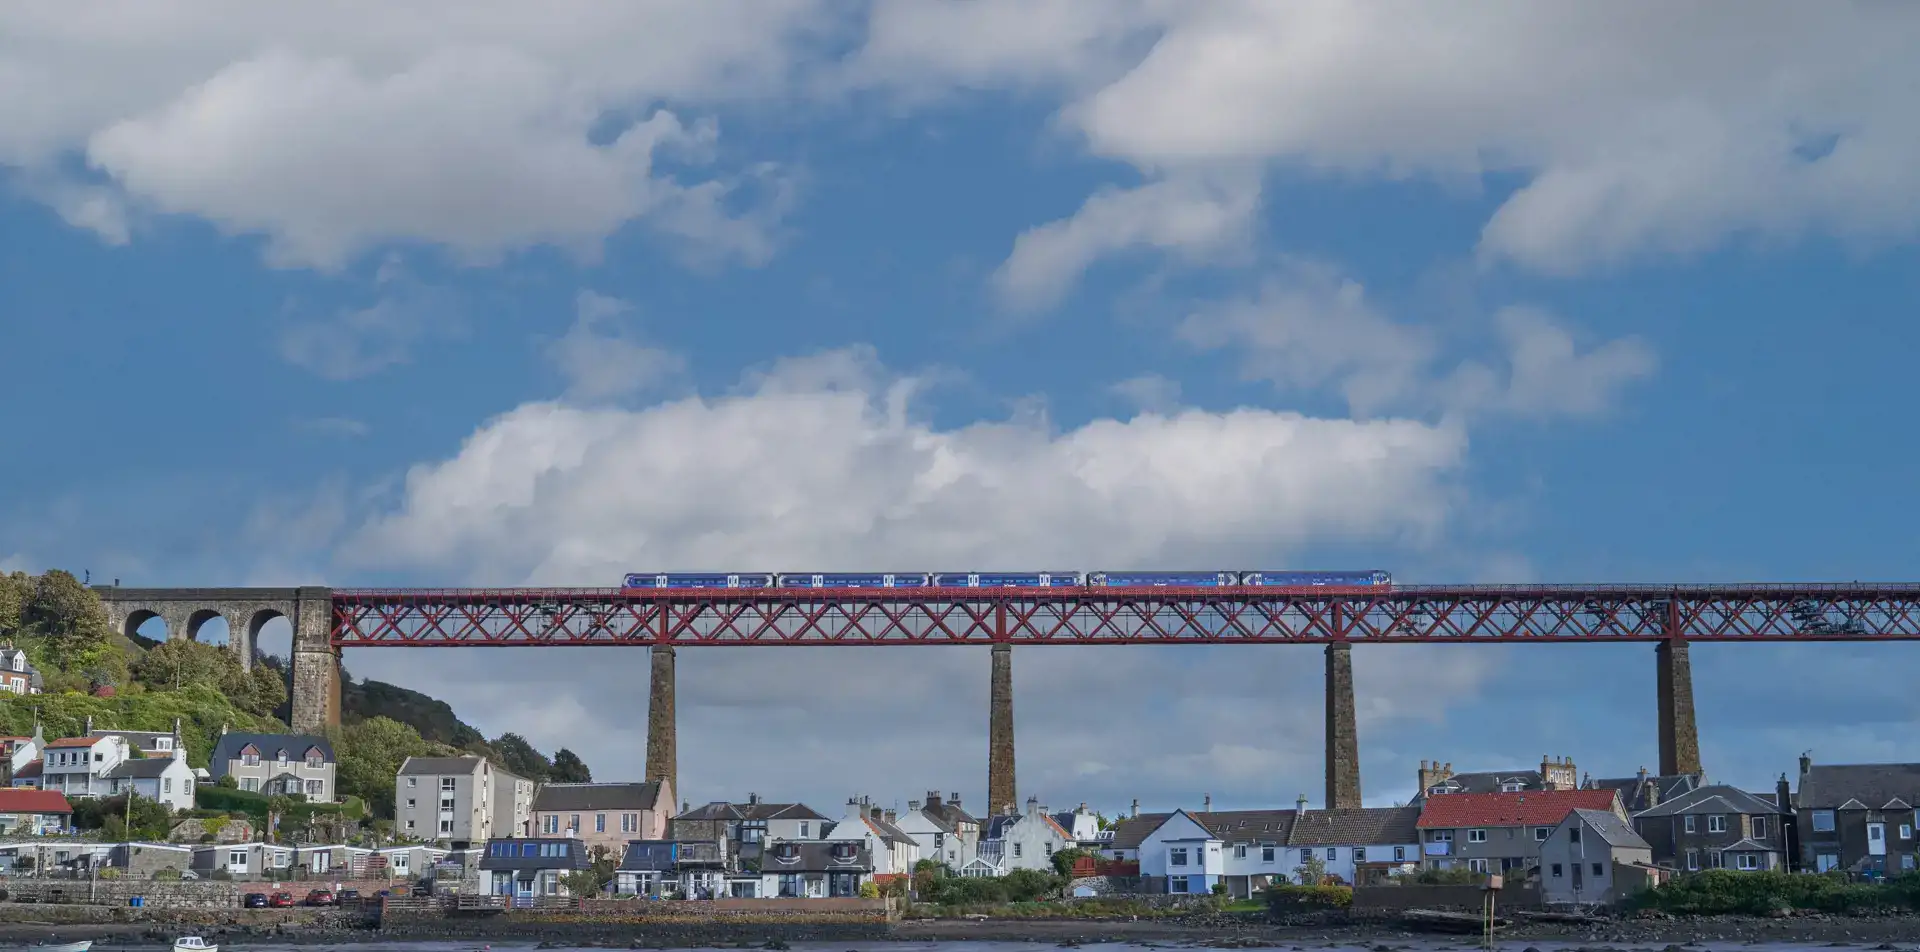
[328,583,1920,646]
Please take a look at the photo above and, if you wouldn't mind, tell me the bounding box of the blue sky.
[4,2,1919,813]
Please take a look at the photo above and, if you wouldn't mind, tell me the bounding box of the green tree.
[1294,851,1328,885]
[1051,846,1095,876]
[558,868,605,898]
[490,733,552,781]
[130,639,283,717]
[74,794,172,840]
[550,748,592,783]
[331,716,437,819]
[1001,867,1061,902]
[0,572,30,635]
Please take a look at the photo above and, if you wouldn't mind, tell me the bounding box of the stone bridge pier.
[93,586,340,730]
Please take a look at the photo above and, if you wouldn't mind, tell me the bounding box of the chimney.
[1203,794,1211,813]
[1296,794,1308,818]
[870,806,883,821]
[926,791,942,810]
[1799,752,1812,777]
[85,715,94,734]
[884,809,897,824]
[1025,795,1038,817]
[1641,774,1660,809]
[951,792,961,805]
[909,800,921,813]
[1130,798,1139,818]
[748,792,761,805]
[1418,759,1456,794]
[1777,773,1794,811]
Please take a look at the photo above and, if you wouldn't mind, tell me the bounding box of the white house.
[1,728,45,776]
[0,647,43,695]
[896,791,980,871]
[968,797,1074,877]
[1135,809,1224,894]
[1540,808,1656,907]
[758,840,872,898]
[826,798,919,876]
[106,757,197,812]
[1050,803,1104,847]
[40,735,131,799]
[87,718,188,761]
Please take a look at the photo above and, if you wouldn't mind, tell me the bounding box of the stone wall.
[1350,883,1541,914]
[5,880,243,908]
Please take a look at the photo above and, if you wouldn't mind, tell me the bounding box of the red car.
[305,889,336,907]
[268,892,295,908]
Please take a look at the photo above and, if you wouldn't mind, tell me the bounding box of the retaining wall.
[1351,883,1541,914]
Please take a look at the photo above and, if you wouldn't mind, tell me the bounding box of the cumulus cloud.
[0,2,825,268]
[852,1,1920,298]
[545,291,687,403]
[1180,259,1656,420]
[1109,373,1182,414]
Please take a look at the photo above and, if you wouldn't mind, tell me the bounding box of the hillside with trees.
[0,570,589,821]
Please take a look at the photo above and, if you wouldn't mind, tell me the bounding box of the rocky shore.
[0,909,1916,948]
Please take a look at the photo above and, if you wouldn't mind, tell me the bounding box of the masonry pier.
[1324,642,1362,809]
[646,645,677,796]
[988,643,1016,816]
[1656,638,1702,776]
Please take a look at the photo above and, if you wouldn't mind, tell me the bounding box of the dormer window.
[157,738,172,751]
[306,747,325,768]
[10,655,21,672]
[277,749,289,763]
[242,746,260,767]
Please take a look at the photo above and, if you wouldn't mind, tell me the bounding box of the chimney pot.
[909,800,921,812]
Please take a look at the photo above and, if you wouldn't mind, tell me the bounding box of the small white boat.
[173,938,218,952]
[37,942,92,952]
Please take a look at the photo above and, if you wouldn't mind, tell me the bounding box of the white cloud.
[299,417,371,438]
[546,291,686,403]
[993,175,1260,312]
[854,2,1920,296]
[1108,373,1182,414]
[278,268,461,380]
[1179,259,1655,420]
[1,2,826,268]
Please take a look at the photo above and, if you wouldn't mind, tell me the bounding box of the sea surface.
[32,942,1910,952]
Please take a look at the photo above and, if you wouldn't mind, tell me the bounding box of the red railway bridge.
[94,583,1920,813]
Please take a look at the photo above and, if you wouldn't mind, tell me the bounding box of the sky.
[4,1,1920,818]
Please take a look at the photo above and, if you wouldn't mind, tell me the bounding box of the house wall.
[1255,840,1421,884]
[1636,811,1789,871]
[999,813,1069,872]
[395,762,491,845]
[1799,807,1920,875]
[220,756,335,801]
[493,773,535,840]
[1137,814,1221,894]
[1423,824,1557,872]
[1538,821,1650,905]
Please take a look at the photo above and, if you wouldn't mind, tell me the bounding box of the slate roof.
[1633,784,1789,819]
[478,837,590,871]
[618,839,727,870]
[210,732,333,772]
[1423,770,1544,798]
[1418,789,1620,828]
[534,782,663,813]
[1188,809,1299,844]
[106,759,184,779]
[1587,773,1702,813]
[0,789,71,814]
[855,812,916,847]
[1720,837,1778,852]
[677,799,829,822]
[759,840,872,873]
[1285,806,1422,846]
[925,799,979,829]
[1796,763,1920,810]
[398,755,486,775]
[1569,808,1651,850]
[1107,813,1172,850]
[90,729,173,746]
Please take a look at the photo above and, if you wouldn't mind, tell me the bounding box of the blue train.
[620,569,1391,590]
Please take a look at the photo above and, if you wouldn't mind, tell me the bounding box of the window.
[1467,829,1487,843]
[164,778,173,793]
[1466,858,1488,873]
[1169,847,1187,866]
[1013,843,1022,858]
[1684,815,1696,833]
[229,849,247,865]
[799,821,810,838]
[1262,847,1275,862]
[1707,851,1724,869]
[1686,849,1699,870]
[1817,853,1839,872]
[405,820,416,832]
[1354,847,1366,863]
[1902,824,1914,840]
[1233,844,1246,859]
[243,749,260,767]
[1752,817,1768,839]
[242,778,260,793]
[1551,863,1563,877]
[1536,826,1551,841]
[1592,862,1604,876]
[1301,849,1313,863]
[1394,846,1405,861]
[1568,827,1581,844]
[1325,848,1336,861]
[407,777,417,788]
[1737,854,1760,871]
[307,749,325,768]
[596,814,606,833]
[1812,810,1835,832]
[570,814,580,831]
[1501,781,1525,793]
[1904,855,1916,871]
[306,779,322,795]
[622,813,636,834]
[439,797,455,812]
[439,820,453,834]
[1708,815,1727,833]
[544,815,559,834]
[1868,823,1885,843]
[277,749,289,763]
[441,777,456,790]
[1431,830,1453,842]
[407,799,416,810]
[1169,876,1189,894]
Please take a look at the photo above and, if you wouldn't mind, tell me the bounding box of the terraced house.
[1631,783,1792,872]
[1128,800,1423,897]
[533,781,672,855]
[1793,755,1920,875]
[1417,788,1624,874]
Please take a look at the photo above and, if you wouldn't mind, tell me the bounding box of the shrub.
[858,881,881,898]
[1265,883,1354,910]
[151,868,183,881]
[1630,870,1920,916]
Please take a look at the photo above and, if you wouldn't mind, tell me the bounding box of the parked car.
[304,889,335,906]
[268,891,295,908]
[242,892,269,908]
[336,889,362,905]
[410,881,433,897]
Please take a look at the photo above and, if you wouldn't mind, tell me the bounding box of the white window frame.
[1708,815,1727,833]
[1233,844,1246,859]
[1684,815,1696,833]
[1467,829,1488,843]
[1737,853,1760,871]
[1534,826,1550,841]
[1816,853,1838,872]
[1686,849,1699,870]
[1812,810,1835,832]
[1901,824,1914,840]
[1466,858,1488,873]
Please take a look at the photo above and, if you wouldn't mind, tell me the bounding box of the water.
[32,942,1897,952]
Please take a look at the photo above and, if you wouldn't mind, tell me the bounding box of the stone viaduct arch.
[93,586,339,730]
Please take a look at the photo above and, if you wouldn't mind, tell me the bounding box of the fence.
[1069,857,1140,878]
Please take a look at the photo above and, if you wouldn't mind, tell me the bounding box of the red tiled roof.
[0,789,72,814]
[13,760,42,779]
[1416,789,1617,829]
[45,737,99,748]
